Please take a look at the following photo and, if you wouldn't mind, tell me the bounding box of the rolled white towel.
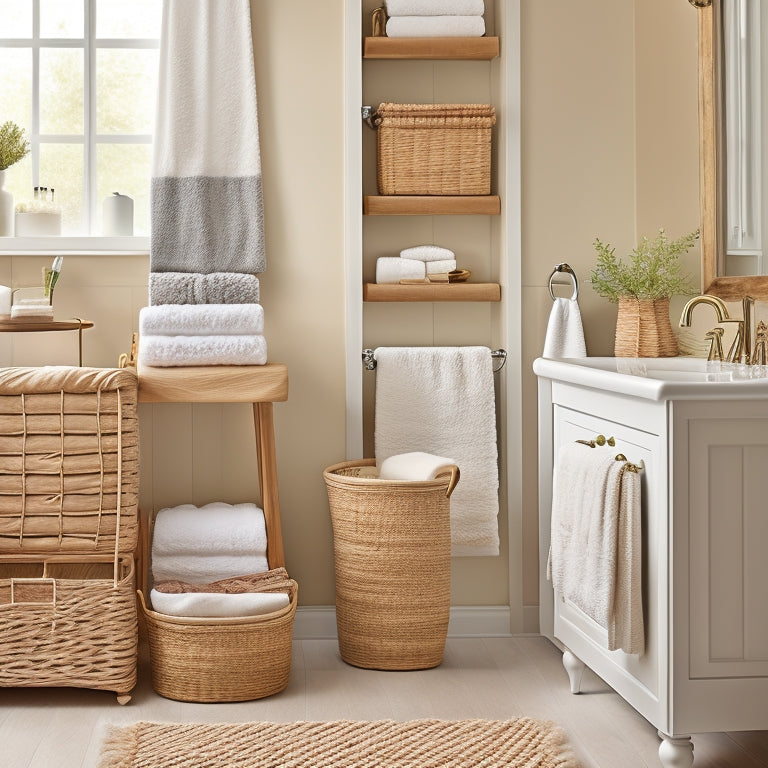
[385,0,485,16]
[376,256,426,284]
[400,245,456,263]
[139,304,264,337]
[139,334,268,367]
[149,589,289,618]
[426,259,457,275]
[151,553,270,585]
[386,15,486,37]
[379,451,457,481]
[152,502,267,556]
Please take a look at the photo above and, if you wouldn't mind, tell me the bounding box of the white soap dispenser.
[103,192,134,236]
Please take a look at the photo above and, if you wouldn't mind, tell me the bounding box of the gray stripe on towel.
[150,175,266,274]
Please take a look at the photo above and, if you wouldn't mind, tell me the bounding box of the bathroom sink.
[533,356,768,400]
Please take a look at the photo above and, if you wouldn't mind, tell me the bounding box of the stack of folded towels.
[376,245,457,284]
[150,501,290,618]
[138,301,267,367]
[384,0,486,38]
[10,297,54,321]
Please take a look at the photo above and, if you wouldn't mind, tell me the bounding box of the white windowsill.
[0,236,150,255]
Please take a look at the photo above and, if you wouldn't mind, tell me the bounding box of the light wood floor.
[1,636,767,768]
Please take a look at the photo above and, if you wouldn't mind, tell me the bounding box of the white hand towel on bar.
[374,346,499,556]
[152,502,267,556]
[151,0,265,274]
[376,257,426,284]
[379,451,457,481]
[149,589,289,618]
[385,0,485,16]
[542,297,587,357]
[139,304,264,337]
[150,553,270,585]
[400,245,456,262]
[138,334,268,367]
[549,443,644,655]
[386,15,486,38]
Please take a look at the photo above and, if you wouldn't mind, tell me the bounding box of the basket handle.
[438,466,460,498]
[9,578,57,606]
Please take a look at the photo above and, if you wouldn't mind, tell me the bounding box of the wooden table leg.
[253,402,285,569]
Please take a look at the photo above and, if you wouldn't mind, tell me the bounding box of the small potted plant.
[590,227,699,357]
[0,121,31,237]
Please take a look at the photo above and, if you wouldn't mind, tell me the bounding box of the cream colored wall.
[0,0,702,618]
[520,0,700,616]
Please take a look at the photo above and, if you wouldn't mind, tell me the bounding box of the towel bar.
[361,347,507,372]
[575,435,645,473]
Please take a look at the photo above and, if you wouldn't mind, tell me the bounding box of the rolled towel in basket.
[139,304,264,337]
[148,272,260,305]
[151,553,269,585]
[385,0,485,15]
[379,451,457,482]
[376,257,426,284]
[386,15,486,37]
[149,589,289,618]
[139,333,268,367]
[153,567,290,594]
[152,502,267,556]
[400,245,456,263]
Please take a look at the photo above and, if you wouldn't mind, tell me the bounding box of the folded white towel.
[151,553,269,585]
[542,298,587,358]
[139,334,268,367]
[385,0,485,15]
[386,15,486,37]
[426,259,457,275]
[139,304,264,337]
[152,502,267,556]
[379,451,457,481]
[11,305,54,319]
[376,256,426,284]
[149,588,289,618]
[400,245,456,263]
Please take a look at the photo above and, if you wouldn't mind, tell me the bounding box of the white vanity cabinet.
[534,357,768,768]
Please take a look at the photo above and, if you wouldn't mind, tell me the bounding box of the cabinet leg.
[657,732,694,768]
[562,649,586,694]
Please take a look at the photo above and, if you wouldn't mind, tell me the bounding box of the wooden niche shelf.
[363,36,500,61]
[364,282,501,302]
[363,195,501,216]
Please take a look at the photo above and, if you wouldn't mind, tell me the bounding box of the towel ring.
[548,263,579,301]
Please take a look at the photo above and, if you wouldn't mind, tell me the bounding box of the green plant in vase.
[590,228,700,357]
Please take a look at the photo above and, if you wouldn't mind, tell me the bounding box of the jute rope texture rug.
[99,717,581,767]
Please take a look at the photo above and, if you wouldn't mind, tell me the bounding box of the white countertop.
[533,356,768,401]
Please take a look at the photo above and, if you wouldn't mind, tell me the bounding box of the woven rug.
[99,718,581,767]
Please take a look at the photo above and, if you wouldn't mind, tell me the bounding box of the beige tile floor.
[1,636,767,768]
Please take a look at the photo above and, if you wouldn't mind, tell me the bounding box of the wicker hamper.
[374,102,496,196]
[137,579,298,703]
[323,458,459,671]
[0,556,137,702]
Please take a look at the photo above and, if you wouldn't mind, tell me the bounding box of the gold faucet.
[679,295,755,364]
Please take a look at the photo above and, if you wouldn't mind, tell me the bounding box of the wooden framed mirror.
[697,0,768,298]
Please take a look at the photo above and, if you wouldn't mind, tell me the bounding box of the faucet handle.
[704,327,725,362]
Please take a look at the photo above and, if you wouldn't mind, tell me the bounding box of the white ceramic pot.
[0,170,14,237]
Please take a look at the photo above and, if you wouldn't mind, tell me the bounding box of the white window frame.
[0,0,157,254]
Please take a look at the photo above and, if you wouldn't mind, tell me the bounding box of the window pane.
[40,0,84,38]
[0,49,32,131]
[97,144,151,235]
[40,48,84,134]
[97,49,158,134]
[0,0,32,37]
[96,0,161,38]
[40,143,84,235]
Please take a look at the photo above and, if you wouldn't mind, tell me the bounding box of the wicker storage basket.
[323,458,458,671]
[0,366,139,554]
[0,556,137,702]
[614,297,679,357]
[374,103,496,196]
[137,579,298,703]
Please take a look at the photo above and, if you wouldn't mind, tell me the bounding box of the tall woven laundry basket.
[323,458,459,671]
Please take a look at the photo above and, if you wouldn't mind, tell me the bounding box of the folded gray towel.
[148,272,260,305]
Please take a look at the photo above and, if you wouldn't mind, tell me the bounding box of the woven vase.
[614,296,679,357]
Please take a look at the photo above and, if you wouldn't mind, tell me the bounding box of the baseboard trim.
[293,605,513,640]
